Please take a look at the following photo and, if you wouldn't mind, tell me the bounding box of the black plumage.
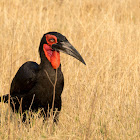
[0,32,85,122]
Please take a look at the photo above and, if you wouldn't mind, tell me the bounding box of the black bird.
[0,32,86,122]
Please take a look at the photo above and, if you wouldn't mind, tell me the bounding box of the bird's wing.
[10,61,39,96]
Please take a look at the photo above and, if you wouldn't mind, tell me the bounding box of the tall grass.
[0,0,140,139]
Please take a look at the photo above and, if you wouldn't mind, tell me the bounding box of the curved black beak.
[52,41,86,65]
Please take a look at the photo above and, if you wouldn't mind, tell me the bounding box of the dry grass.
[0,0,140,139]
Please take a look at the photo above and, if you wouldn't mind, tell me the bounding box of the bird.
[0,32,86,122]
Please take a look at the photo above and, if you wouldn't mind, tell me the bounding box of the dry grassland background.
[0,0,140,139]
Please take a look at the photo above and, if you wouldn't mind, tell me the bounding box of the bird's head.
[39,32,86,69]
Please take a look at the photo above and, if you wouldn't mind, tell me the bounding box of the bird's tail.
[0,94,9,103]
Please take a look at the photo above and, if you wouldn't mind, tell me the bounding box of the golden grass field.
[0,0,140,139]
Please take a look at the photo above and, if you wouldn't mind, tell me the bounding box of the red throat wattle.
[43,44,60,69]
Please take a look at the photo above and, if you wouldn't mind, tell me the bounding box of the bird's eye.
[49,38,55,43]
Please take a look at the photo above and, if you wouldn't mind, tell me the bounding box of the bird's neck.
[39,50,61,71]
[39,44,60,69]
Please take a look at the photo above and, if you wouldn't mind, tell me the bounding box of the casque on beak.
[52,41,86,65]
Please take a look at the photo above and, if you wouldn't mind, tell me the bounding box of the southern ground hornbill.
[0,32,86,122]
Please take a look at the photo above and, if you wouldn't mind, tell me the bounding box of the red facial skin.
[43,34,60,69]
